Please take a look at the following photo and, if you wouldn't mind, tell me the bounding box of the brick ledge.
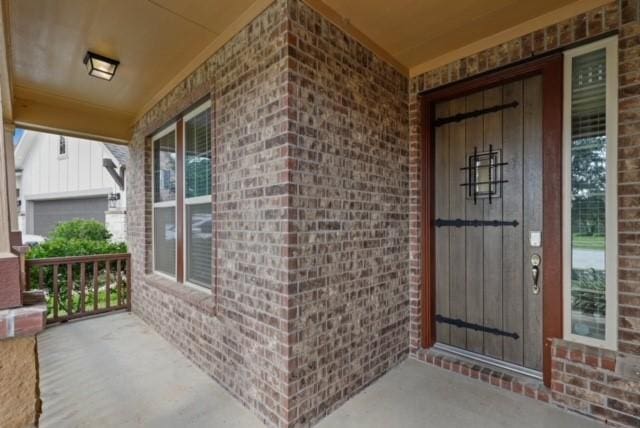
[412,347,550,402]
[0,304,47,340]
[144,274,216,315]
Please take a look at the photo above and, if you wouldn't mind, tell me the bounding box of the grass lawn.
[572,234,605,250]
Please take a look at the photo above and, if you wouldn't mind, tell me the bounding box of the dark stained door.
[434,76,543,371]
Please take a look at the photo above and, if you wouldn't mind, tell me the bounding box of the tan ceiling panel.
[397,0,582,66]
[322,0,578,68]
[322,0,514,54]
[149,0,257,33]
[9,0,222,116]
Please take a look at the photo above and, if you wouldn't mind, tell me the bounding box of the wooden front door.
[433,76,544,371]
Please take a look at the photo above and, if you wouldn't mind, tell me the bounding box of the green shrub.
[27,239,127,260]
[48,219,112,242]
[28,220,126,260]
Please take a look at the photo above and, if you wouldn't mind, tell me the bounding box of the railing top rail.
[26,253,131,266]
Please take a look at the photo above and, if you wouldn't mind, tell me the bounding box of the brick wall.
[618,0,640,359]
[126,0,640,426]
[129,1,410,425]
[409,1,640,426]
[551,340,639,426]
[0,255,20,309]
[284,1,410,425]
[127,1,292,425]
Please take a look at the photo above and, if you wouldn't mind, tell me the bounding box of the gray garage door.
[31,196,108,236]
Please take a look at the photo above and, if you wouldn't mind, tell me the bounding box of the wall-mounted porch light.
[83,51,119,81]
[108,192,121,209]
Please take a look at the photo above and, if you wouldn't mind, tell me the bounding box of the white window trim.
[562,36,618,350]
[185,195,211,205]
[183,102,213,289]
[183,100,211,122]
[153,123,177,140]
[151,123,178,278]
[153,200,176,208]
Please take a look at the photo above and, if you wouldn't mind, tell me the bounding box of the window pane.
[185,109,211,199]
[570,48,607,340]
[186,203,212,287]
[154,131,176,203]
[154,206,176,276]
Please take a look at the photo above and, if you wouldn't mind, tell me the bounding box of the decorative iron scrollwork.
[460,145,507,204]
[434,218,519,228]
[434,101,518,127]
[436,315,519,340]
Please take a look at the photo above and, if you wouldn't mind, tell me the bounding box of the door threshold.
[433,343,543,381]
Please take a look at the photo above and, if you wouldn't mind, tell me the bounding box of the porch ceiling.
[313,0,611,75]
[3,0,261,142]
[1,0,610,143]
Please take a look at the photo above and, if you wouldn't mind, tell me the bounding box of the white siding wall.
[17,131,127,233]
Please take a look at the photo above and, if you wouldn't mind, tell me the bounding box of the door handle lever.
[532,266,540,295]
[531,253,541,295]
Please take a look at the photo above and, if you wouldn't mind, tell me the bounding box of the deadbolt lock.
[531,254,541,295]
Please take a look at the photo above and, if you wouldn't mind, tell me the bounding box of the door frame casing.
[418,54,563,387]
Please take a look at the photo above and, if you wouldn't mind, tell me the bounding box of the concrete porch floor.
[38,313,603,428]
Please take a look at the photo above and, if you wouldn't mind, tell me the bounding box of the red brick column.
[0,255,20,309]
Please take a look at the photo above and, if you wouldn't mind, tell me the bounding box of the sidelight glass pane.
[154,206,176,276]
[186,203,212,287]
[185,108,211,199]
[153,131,176,203]
[569,48,607,340]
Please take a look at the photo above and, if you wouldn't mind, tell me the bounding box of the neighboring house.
[14,130,127,241]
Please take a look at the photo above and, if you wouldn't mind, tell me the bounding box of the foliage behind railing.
[571,267,605,316]
[26,253,131,323]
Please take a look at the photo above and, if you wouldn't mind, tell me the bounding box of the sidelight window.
[563,37,617,349]
[151,100,212,289]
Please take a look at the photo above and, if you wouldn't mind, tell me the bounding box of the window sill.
[561,332,618,353]
[144,273,215,315]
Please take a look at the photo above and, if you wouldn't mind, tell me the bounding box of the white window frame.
[562,36,618,350]
[182,101,213,289]
[151,123,178,280]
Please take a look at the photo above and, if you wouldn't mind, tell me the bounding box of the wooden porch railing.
[25,253,131,324]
